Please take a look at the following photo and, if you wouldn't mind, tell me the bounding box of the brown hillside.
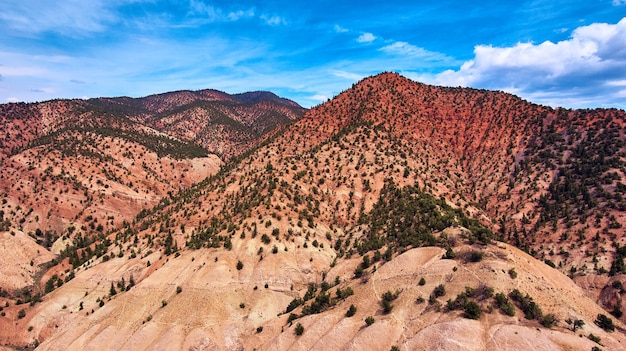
[0,88,304,329]
[2,73,626,350]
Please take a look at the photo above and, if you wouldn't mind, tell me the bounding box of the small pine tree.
[595,313,615,332]
[464,301,481,320]
[295,323,304,336]
[346,304,357,317]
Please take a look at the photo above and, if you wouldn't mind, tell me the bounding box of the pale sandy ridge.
[24,238,626,351]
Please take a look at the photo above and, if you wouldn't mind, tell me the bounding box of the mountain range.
[1,73,626,350]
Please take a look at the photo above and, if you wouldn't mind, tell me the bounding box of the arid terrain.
[2,73,626,350]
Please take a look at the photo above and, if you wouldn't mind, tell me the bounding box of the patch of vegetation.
[432,284,446,298]
[540,314,557,328]
[357,180,493,255]
[446,285,494,319]
[466,250,484,262]
[588,333,602,345]
[463,301,481,319]
[494,292,516,316]
[595,314,615,332]
[26,125,209,160]
[509,289,542,320]
[565,318,585,332]
[294,323,304,336]
[346,304,357,317]
[285,284,354,321]
[534,115,625,232]
[443,247,456,259]
[381,290,400,314]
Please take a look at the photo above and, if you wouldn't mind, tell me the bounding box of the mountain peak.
[233,91,301,107]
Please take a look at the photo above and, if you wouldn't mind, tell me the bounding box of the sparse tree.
[294,323,304,336]
[346,304,357,317]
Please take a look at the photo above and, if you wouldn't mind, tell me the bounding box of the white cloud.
[332,70,363,80]
[0,64,48,77]
[334,24,349,33]
[311,94,328,101]
[189,1,256,22]
[427,17,626,108]
[188,2,282,26]
[261,15,287,26]
[0,34,269,104]
[6,97,20,103]
[227,9,255,21]
[356,32,376,43]
[380,41,453,62]
[607,79,626,86]
[613,0,626,6]
[0,0,118,36]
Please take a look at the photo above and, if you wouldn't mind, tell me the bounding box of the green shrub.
[509,289,542,320]
[443,247,456,259]
[595,314,615,332]
[468,250,484,262]
[285,298,303,313]
[382,300,393,314]
[354,266,364,278]
[540,314,556,328]
[261,234,271,244]
[433,284,446,298]
[464,301,481,320]
[346,304,357,317]
[588,333,602,344]
[294,323,304,336]
[365,316,375,326]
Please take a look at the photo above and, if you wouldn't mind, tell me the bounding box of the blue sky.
[1,1,626,109]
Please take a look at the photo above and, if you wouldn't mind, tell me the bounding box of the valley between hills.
[1,72,626,350]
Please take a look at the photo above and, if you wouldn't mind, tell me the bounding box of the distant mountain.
[0,88,304,254]
[233,91,303,107]
[2,73,626,350]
